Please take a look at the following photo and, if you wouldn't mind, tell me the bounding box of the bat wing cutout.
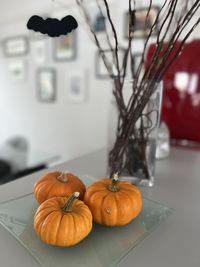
[27,15,78,37]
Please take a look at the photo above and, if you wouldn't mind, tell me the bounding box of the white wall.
[0,0,199,163]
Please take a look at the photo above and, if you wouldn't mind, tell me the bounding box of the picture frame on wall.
[65,70,87,103]
[37,68,56,103]
[3,36,29,57]
[95,48,126,79]
[124,6,159,39]
[33,40,47,64]
[53,32,77,61]
[8,61,26,82]
[94,12,106,32]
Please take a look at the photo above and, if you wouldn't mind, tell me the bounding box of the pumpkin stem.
[108,173,120,192]
[62,192,80,212]
[57,172,68,183]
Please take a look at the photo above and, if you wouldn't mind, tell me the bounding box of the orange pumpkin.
[34,192,93,247]
[84,174,142,226]
[34,171,86,204]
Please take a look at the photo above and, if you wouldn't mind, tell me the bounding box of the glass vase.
[107,79,163,187]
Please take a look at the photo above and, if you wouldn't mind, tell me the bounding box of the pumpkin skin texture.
[34,193,93,247]
[84,175,142,226]
[34,171,86,204]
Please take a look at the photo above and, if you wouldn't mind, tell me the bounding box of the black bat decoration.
[27,15,78,37]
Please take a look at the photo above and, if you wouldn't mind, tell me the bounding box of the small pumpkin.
[34,171,86,204]
[84,174,142,226]
[34,192,93,247]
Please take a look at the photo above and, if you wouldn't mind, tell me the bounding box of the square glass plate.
[0,176,172,267]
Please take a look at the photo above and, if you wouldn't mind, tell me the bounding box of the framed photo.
[3,36,29,57]
[53,32,77,61]
[65,71,87,103]
[95,48,126,79]
[37,69,56,102]
[124,6,159,39]
[94,13,106,32]
[8,61,26,81]
[33,40,47,64]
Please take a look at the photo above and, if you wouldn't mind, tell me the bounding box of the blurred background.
[0,0,199,182]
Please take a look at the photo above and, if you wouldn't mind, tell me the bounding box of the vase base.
[120,176,155,187]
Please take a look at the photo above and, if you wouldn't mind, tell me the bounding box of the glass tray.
[0,176,172,267]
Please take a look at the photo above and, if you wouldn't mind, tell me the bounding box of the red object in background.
[146,40,200,143]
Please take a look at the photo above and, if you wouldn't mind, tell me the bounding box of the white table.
[0,148,200,267]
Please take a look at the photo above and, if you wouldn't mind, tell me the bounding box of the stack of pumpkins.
[33,171,142,247]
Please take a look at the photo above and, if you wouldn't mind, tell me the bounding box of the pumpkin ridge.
[57,213,70,244]
[35,181,56,203]
[72,202,84,212]
[85,214,92,235]
[34,214,45,232]
[73,213,86,243]
[34,203,57,220]
[76,210,90,233]
[41,209,59,225]
[82,205,92,221]
[119,189,142,221]
[85,190,109,223]
[35,175,55,189]
[117,190,134,203]
[110,193,118,225]
[34,182,48,202]
[74,204,92,224]
[70,213,76,244]
[37,210,59,237]
[45,180,61,199]
[122,186,142,200]
[115,191,132,220]
[55,213,64,245]
[88,190,107,207]
[100,193,109,223]
[35,206,58,218]
[43,212,61,243]
[61,206,90,245]
[50,212,64,244]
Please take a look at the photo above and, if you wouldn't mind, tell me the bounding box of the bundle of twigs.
[76,0,200,178]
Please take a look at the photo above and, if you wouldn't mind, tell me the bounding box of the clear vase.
[107,79,163,187]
